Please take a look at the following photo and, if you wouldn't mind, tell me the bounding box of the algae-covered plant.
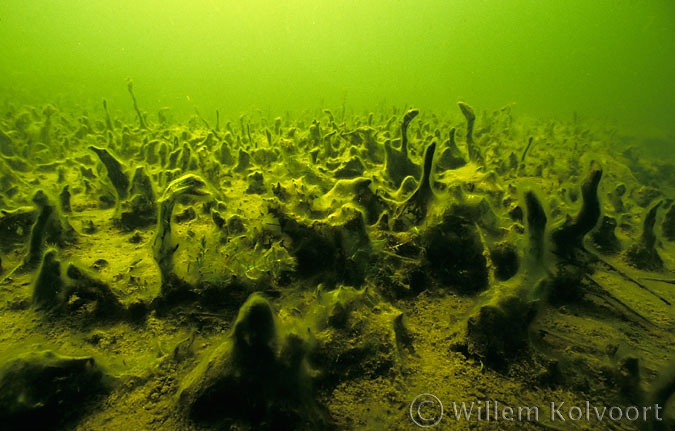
[0,92,673,431]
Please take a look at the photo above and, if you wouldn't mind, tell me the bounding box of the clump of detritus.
[269,203,371,287]
[116,165,157,230]
[391,142,436,231]
[465,294,538,368]
[435,128,467,170]
[421,211,489,294]
[0,350,111,430]
[383,109,420,188]
[31,247,140,320]
[624,201,663,271]
[551,162,603,258]
[89,146,130,202]
[660,200,675,242]
[1,190,76,282]
[178,293,327,431]
[458,101,484,165]
[591,215,621,254]
[308,284,411,387]
[461,188,549,369]
[152,174,213,297]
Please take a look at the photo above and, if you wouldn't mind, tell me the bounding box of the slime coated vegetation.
[0,1,674,430]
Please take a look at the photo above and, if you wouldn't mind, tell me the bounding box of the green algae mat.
[0,98,673,430]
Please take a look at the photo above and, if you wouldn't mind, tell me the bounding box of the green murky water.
[0,2,674,430]
[2,1,674,129]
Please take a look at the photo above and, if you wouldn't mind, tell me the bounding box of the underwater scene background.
[0,1,674,430]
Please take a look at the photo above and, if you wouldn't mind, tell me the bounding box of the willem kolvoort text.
[448,400,663,423]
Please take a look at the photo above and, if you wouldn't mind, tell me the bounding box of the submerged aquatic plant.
[126,78,147,130]
[221,237,296,283]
